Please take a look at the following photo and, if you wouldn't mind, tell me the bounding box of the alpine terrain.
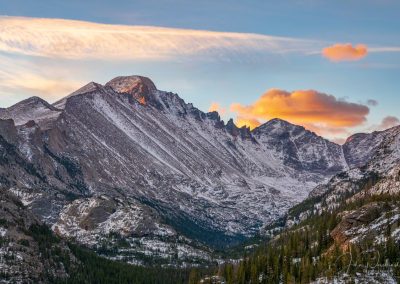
[0,75,399,283]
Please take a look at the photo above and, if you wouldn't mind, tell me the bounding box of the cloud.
[0,16,319,61]
[208,102,226,115]
[322,43,368,62]
[368,47,400,53]
[230,89,369,137]
[0,72,81,97]
[366,99,378,106]
[375,116,400,131]
[0,54,83,105]
[235,116,261,129]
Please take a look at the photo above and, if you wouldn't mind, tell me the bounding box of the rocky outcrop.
[331,202,382,248]
[0,189,75,282]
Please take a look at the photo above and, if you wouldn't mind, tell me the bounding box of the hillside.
[216,124,400,283]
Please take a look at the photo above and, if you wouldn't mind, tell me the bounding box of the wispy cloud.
[0,16,319,61]
[0,54,83,104]
[368,47,400,53]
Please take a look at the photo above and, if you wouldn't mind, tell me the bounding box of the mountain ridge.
[0,75,398,266]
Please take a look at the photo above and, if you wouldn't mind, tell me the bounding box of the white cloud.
[0,16,319,61]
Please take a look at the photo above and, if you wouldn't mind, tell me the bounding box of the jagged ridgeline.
[213,123,400,283]
[0,75,399,282]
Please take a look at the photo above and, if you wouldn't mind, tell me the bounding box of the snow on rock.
[1,75,400,265]
[0,96,62,129]
[0,227,7,237]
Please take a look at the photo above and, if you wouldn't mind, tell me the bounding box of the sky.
[0,0,399,143]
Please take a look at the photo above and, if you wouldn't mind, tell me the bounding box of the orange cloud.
[322,43,367,61]
[230,89,369,137]
[236,116,261,129]
[208,102,226,115]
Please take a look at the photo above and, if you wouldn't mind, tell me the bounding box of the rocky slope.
[229,125,400,283]
[0,75,398,265]
[250,124,400,282]
[0,189,76,283]
[0,97,62,130]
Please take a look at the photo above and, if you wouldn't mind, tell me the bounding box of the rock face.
[331,202,382,248]
[280,122,400,254]
[343,125,400,170]
[0,96,62,129]
[0,75,399,264]
[253,118,346,174]
[0,189,75,282]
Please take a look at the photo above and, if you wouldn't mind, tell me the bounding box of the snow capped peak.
[252,118,306,136]
[12,96,57,110]
[0,96,61,128]
[105,76,156,95]
[344,132,369,144]
[105,75,159,107]
[69,81,103,97]
[52,82,104,109]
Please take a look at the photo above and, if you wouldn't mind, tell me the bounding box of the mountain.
[229,124,400,283]
[0,75,397,267]
[0,96,62,130]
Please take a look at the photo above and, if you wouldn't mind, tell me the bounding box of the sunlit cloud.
[0,16,319,61]
[235,116,261,129]
[230,89,369,138]
[0,72,81,98]
[0,54,83,105]
[322,43,368,62]
[208,102,226,115]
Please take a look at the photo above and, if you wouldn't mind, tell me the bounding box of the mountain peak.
[105,76,156,95]
[105,76,159,107]
[252,118,304,135]
[266,118,301,128]
[14,96,56,110]
[53,81,104,109]
[0,96,61,128]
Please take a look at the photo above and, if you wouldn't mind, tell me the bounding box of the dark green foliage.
[137,196,247,248]
[26,222,215,283]
[17,239,30,247]
[0,218,8,227]
[60,244,193,284]
[220,194,400,283]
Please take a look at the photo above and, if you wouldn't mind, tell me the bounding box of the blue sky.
[0,0,399,142]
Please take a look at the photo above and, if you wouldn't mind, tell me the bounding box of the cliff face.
[0,189,76,282]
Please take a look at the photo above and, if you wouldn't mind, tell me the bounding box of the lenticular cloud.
[0,16,317,60]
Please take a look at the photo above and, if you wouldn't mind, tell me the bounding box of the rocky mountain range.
[0,75,399,268]
[234,120,400,283]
